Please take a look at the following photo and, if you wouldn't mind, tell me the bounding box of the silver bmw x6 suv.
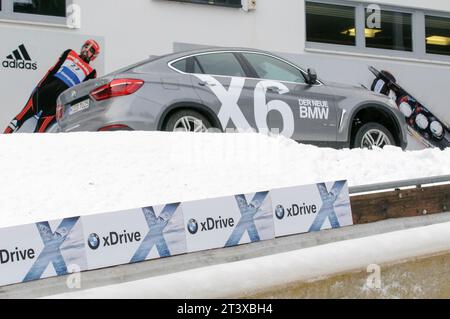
[56,47,408,149]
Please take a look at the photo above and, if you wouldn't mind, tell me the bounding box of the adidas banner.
[0,26,104,131]
[2,44,37,70]
[0,181,352,287]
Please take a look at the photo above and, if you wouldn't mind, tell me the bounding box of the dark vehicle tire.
[353,122,396,149]
[163,110,212,132]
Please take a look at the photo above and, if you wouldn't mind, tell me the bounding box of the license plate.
[69,99,90,115]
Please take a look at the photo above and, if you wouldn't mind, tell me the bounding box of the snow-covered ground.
[1,131,449,228]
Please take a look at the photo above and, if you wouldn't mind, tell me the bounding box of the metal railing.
[349,175,450,194]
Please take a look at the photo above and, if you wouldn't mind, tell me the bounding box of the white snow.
[1,131,449,228]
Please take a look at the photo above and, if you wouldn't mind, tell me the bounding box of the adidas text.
[2,60,37,70]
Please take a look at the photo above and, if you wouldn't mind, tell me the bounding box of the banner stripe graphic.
[19,44,31,61]
[12,49,23,61]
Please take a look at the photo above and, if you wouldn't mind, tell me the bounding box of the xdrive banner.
[0,181,352,287]
[272,181,353,237]
[0,217,87,287]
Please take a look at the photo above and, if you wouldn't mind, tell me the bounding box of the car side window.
[171,59,188,73]
[193,57,204,74]
[194,53,246,77]
[242,53,307,84]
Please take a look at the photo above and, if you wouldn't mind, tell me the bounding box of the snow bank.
[1,132,449,228]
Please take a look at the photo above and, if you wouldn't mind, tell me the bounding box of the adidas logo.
[2,44,37,70]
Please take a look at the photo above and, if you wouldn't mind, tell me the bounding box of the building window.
[306,2,356,46]
[365,10,412,52]
[13,0,66,17]
[167,0,242,8]
[426,15,450,56]
[0,0,71,25]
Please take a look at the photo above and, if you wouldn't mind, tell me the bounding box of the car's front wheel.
[353,122,396,149]
[163,110,212,132]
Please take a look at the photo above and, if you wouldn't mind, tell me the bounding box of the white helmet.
[399,102,413,118]
[430,120,444,139]
[415,114,429,130]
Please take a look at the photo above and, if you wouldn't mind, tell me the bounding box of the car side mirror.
[307,68,318,85]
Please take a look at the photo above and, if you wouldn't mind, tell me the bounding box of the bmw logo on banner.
[187,219,199,235]
[275,205,285,220]
[87,233,100,250]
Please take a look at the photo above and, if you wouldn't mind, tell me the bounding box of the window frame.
[305,0,357,48]
[0,0,73,26]
[305,0,450,63]
[168,50,323,86]
[424,13,450,58]
[165,0,242,9]
[363,9,414,53]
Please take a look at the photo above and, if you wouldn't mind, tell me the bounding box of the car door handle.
[267,86,280,93]
[198,81,216,87]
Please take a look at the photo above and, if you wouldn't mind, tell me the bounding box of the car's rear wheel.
[353,122,395,149]
[163,110,212,132]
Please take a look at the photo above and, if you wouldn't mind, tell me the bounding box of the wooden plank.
[350,184,450,225]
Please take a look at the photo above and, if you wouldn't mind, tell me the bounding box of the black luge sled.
[369,66,449,150]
